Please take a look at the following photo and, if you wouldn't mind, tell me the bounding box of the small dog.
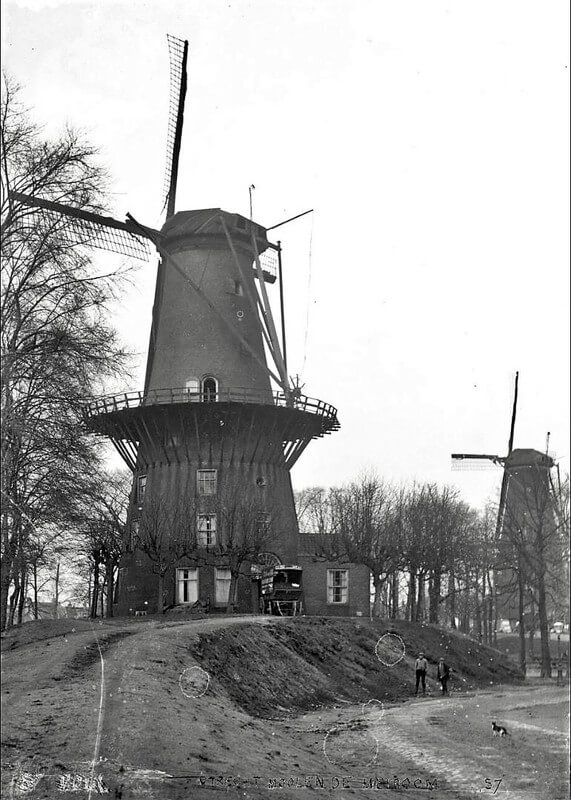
[491,720,510,737]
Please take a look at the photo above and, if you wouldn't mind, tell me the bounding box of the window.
[184,378,200,395]
[137,475,147,504]
[197,469,217,495]
[215,568,232,604]
[234,280,243,296]
[197,514,217,546]
[177,568,198,604]
[327,569,348,604]
[201,376,218,402]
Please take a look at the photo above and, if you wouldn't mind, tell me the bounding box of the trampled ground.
[1,615,569,799]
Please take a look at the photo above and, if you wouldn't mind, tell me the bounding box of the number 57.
[484,778,503,794]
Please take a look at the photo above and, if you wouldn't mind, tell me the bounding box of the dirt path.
[366,686,569,799]
[2,617,569,799]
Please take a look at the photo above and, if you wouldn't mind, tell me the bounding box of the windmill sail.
[8,191,154,261]
[451,453,504,470]
[163,35,189,218]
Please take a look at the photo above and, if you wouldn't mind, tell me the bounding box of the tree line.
[295,471,569,676]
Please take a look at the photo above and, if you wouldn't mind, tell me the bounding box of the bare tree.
[324,474,399,618]
[295,486,335,536]
[1,75,130,628]
[135,496,195,614]
[212,484,273,612]
[77,470,130,618]
[398,483,432,622]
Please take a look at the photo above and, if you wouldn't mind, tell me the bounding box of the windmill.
[9,35,340,613]
[452,371,555,537]
[452,372,558,623]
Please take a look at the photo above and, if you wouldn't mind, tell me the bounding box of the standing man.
[437,657,450,694]
[415,652,428,695]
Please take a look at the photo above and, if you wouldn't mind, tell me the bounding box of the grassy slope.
[186,616,523,718]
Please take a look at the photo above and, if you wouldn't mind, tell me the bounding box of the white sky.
[3,0,570,510]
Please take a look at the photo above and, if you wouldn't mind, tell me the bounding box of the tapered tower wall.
[146,222,272,394]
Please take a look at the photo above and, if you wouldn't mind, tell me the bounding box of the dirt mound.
[187,617,523,719]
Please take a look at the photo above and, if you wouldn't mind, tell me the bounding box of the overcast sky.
[3,0,569,510]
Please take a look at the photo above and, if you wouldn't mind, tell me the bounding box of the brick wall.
[300,558,370,617]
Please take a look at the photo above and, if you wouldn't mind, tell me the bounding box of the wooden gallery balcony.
[82,387,340,470]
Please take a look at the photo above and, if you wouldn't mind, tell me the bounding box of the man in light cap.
[414,652,428,695]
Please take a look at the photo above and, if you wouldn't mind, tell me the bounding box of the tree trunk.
[106,562,114,618]
[460,566,470,633]
[390,572,398,620]
[1,561,13,631]
[33,561,39,619]
[87,567,92,614]
[1,508,20,632]
[100,578,105,618]
[407,570,416,623]
[427,574,434,620]
[416,572,425,622]
[226,570,240,614]
[486,568,498,646]
[8,577,20,629]
[537,573,552,678]
[449,569,456,629]
[429,569,441,624]
[157,571,164,614]
[53,561,60,619]
[90,563,99,618]
[517,564,526,675]
[474,568,482,643]
[487,595,493,644]
[372,575,383,618]
[16,568,26,625]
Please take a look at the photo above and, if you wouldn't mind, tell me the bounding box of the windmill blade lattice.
[163,34,188,216]
[9,191,153,261]
[451,454,504,471]
[255,246,278,282]
[45,211,151,261]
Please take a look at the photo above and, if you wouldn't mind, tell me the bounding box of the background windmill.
[452,372,562,630]
[452,371,556,538]
[9,34,340,614]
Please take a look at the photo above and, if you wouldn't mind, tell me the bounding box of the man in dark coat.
[437,657,450,694]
